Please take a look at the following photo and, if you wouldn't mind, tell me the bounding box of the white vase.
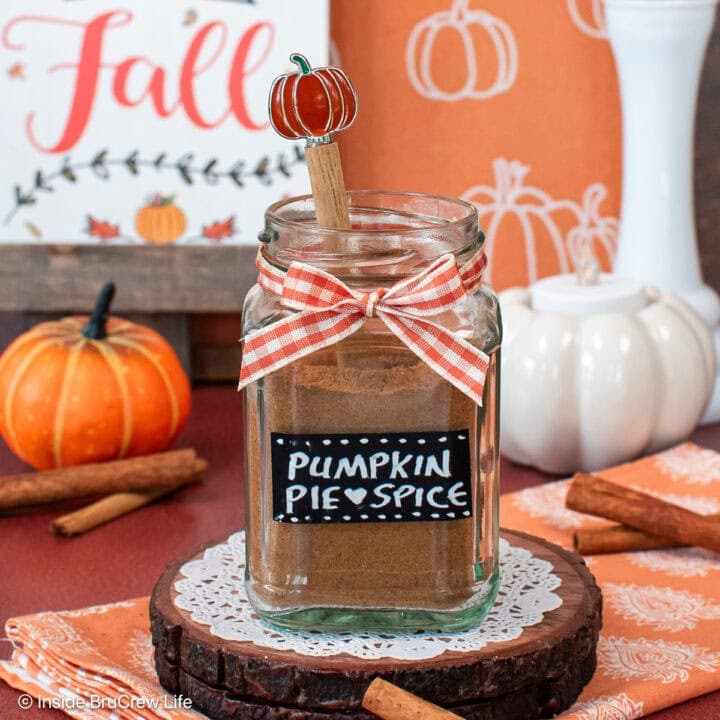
[605,0,720,422]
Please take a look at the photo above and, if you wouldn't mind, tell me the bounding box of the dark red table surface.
[1,385,719,719]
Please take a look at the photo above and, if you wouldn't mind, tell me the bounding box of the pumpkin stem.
[82,282,116,340]
[290,53,312,75]
[450,0,469,22]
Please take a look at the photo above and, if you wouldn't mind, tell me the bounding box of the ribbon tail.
[238,310,365,389]
[381,313,490,407]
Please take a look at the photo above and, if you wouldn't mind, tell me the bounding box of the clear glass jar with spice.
[240,191,501,631]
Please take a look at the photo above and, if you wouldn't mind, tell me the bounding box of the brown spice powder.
[245,334,497,610]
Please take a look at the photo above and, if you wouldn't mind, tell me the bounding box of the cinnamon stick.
[362,679,463,720]
[52,458,207,536]
[566,473,720,554]
[0,449,197,510]
[574,524,688,555]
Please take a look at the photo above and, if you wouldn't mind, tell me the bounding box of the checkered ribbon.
[238,248,490,405]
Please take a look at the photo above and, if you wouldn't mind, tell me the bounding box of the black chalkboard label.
[271,430,472,524]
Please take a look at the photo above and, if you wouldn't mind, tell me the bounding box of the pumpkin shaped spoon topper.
[269,53,358,231]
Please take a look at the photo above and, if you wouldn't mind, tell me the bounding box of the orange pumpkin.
[0,284,191,469]
[135,194,187,244]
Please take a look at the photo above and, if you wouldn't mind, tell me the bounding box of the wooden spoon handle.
[305,141,350,230]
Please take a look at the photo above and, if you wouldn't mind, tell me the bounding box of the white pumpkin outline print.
[598,636,720,684]
[565,692,644,720]
[462,158,618,285]
[567,0,607,39]
[604,583,720,632]
[406,0,518,102]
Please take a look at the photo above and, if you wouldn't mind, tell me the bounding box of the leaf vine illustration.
[4,144,306,225]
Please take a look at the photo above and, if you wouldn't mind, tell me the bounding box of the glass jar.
[241,191,501,632]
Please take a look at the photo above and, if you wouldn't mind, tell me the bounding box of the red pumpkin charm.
[269,53,358,140]
[0,283,191,470]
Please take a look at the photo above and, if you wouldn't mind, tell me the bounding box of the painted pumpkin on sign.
[406,0,518,102]
[135,194,187,244]
[269,53,357,139]
[0,284,191,470]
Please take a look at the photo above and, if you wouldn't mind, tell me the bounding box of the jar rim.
[264,190,478,238]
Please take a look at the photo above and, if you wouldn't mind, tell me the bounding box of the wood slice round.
[154,649,597,720]
[151,529,601,715]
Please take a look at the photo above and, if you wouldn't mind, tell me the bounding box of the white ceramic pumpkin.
[500,284,715,473]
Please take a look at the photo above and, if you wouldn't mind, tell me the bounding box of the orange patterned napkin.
[504,442,720,719]
[2,442,720,719]
[0,599,201,720]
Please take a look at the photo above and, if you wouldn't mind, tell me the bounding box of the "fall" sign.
[0,0,328,245]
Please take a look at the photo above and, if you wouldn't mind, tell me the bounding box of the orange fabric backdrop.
[331,0,622,290]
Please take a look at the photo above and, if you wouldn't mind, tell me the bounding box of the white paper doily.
[173,532,562,661]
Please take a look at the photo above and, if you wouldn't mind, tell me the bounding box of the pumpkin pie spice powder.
[245,334,499,610]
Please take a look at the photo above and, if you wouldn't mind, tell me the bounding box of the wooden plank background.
[0,245,256,312]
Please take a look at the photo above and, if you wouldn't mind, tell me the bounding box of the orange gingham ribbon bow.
[238,248,490,405]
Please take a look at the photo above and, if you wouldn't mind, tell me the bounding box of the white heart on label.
[344,488,367,505]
